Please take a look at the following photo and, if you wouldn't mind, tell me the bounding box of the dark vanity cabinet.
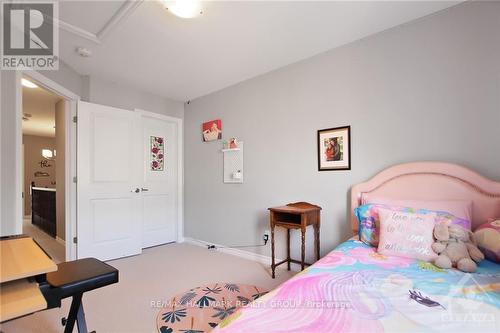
[31,188,56,237]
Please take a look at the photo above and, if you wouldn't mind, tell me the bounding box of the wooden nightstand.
[268,202,321,278]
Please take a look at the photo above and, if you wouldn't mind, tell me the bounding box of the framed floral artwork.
[317,126,351,171]
[150,136,165,171]
[202,119,222,142]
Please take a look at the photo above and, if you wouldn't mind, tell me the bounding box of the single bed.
[213,162,500,333]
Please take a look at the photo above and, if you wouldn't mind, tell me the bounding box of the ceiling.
[22,83,62,138]
[58,1,461,101]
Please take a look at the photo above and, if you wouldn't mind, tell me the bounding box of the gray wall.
[83,76,184,118]
[35,61,185,119]
[38,61,84,98]
[184,1,500,261]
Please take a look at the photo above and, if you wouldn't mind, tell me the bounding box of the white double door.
[77,101,179,261]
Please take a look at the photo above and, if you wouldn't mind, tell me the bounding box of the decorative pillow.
[474,219,500,263]
[356,204,383,247]
[377,208,438,262]
[355,203,471,247]
[361,197,472,221]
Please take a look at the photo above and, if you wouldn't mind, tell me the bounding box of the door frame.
[16,70,79,261]
[135,109,184,242]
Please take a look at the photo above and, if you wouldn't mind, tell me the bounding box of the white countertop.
[31,187,56,192]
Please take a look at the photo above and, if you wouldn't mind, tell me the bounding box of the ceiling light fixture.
[21,78,38,88]
[162,0,202,19]
[42,149,54,159]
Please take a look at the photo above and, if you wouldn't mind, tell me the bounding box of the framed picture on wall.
[317,126,351,171]
[202,119,222,142]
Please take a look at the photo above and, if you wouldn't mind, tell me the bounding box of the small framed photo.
[202,119,222,142]
[317,126,351,171]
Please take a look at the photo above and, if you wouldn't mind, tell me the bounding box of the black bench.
[40,258,119,333]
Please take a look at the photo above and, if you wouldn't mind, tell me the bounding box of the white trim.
[20,71,80,261]
[57,0,143,44]
[183,237,301,272]
[22,70,80,101]
[134,109,184,243]
[14,71,23,236]
[58,20,101,44]
[66,100,78,261]
[97,0,143,40]
[177,117,184,242]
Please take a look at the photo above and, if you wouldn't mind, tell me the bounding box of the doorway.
[16,71,79,261]
[21,76,67,263]
[14,73,183,262]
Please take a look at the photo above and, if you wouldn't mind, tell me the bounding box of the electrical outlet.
[263,230,270,244]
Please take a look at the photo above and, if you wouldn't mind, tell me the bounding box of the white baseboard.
[183,237,301,272]
[56,236,66,245]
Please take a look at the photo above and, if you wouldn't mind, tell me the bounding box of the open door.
[77,101,142,260]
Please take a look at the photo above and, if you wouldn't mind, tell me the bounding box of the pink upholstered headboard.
[350,162,500,235]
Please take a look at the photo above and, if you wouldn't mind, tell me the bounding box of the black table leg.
[76,300,89,333]
[64,293,89,333]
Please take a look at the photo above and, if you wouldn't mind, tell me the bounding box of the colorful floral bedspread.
[213,239,500,333]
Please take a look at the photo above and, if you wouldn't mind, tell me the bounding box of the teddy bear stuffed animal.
[432,222,484,272]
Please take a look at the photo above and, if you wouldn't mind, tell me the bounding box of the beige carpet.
[0,242,294,333]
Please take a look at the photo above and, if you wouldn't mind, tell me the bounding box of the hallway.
[23,218,65,263]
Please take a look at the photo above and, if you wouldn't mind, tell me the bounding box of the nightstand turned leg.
[315,224,320,261]
[286,229,291,271]
[317,213,321,261]
[271,224,276,279]
[301,228,305,271]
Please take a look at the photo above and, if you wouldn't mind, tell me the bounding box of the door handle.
[131,188,140,193]
[141,187,149,192]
